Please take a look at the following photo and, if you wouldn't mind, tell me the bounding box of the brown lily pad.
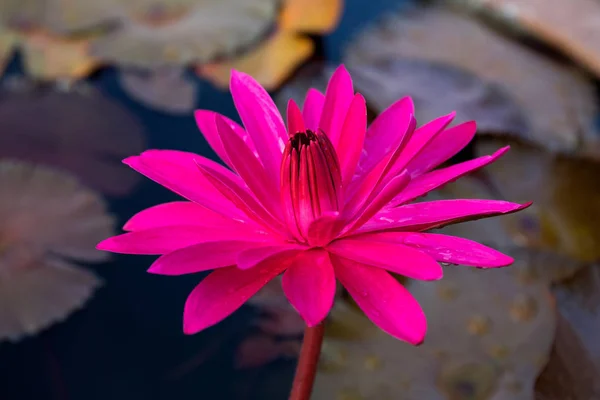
[278,0,342,34]
[349,57,529,136]
[0,80,146,196]
[432,173,590,283]
[119,66,197,114]
[19,30,99,80]
[314,265,556,400]
[196,0,341,90]
[196,30,313,91]
[535,264,600,399]
[0,0,46,30]
[0,160,116,342]
[343,6,599,160]
[475,139,600,264]
[452,0,600,78]
[7,0,341,88]
[44,0,280,68]
[0,1,101,80]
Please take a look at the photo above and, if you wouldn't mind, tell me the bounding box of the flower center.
[280,130,342,242]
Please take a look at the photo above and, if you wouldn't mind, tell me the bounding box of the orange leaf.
[279,0,343,34]
[197,31,313,90]
[21,31,99,80]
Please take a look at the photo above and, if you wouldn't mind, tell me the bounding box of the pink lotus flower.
[97,65,528,344]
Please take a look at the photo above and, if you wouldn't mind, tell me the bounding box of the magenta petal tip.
[96,237,114,252]
[146,264,163,274]
[463,120,477,132]
[431,267,444,281]
[495,146,510,157]
[500,200,533,217]
[333,64,350,76]
[497,254,515,267]
[229,69,253,86]
[406,320,427,345]
[440,112,457,125]
[183,320,198,335]
[122,155,138,166]
[398,96,415,114]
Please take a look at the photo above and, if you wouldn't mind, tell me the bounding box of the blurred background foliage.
[0,0,599,399]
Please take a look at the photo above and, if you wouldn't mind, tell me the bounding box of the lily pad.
[19,30,100,80]
[535,265,600,399]
[314,265,556,400]
[119,66,197,114]
[475,139,600,264]
[196,0,342,90]
[0,1,101,81]
[343,6,599,160]
[0,80,146,196]
[452,0,600,78]
[0,160,116,342]
[349,58,529,136]
[45,0,279,67]
[432,171,592,283]
[0,0,46,29]
[196,30,313,91]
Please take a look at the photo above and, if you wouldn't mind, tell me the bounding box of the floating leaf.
[535,265,600,399]
[278,0,342,33]
[45,0,280,67]
[20,30,99,80]
[475,139,600,264]
[453,0,600,78]
[0,0,46,29]
[314,265,556,400]
[0,1,101,80]
[40,0,342,89]
[119,66,197,114]
[3,0,342,87]
[433,170,592,282]
[0,160,116,342]
[0,80,146,196]
[344,7,599,159]
[349,58,528,135]
[198,30,313,91]
[197,0,342,89]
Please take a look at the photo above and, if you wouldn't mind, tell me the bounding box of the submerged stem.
[288,323,325,400]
